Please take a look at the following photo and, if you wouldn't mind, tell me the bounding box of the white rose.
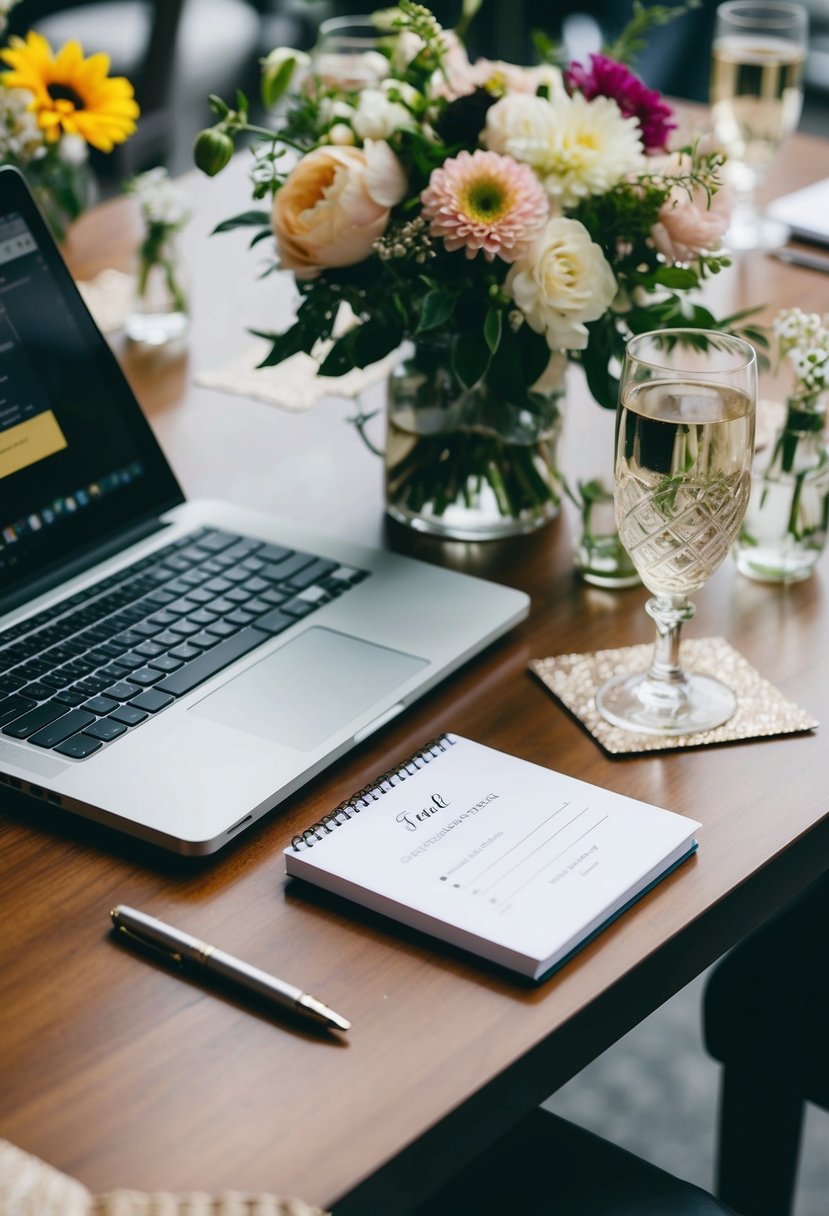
[506,217,617,351]
[352,88,415,141]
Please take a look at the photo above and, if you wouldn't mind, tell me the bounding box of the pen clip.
[113,919,184,968]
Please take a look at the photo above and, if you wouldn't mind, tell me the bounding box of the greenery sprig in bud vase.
[735,308,829,583]
[125,168,190,347]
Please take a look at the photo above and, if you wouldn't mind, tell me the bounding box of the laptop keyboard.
[0,527,368,760]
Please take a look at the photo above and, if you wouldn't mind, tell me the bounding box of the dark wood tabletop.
[2,125,829,1214]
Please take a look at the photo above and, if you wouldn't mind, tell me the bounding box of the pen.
[110,905,350,1032]
[771,246,829,274]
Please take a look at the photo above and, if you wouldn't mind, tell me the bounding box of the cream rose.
[272,140,407,280]
[506,217,617,351]
[352,88,416,141]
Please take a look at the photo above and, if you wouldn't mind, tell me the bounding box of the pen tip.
[298,993,351,1031]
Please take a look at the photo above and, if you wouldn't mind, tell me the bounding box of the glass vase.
[734,397,829,583]
[126,231,189,346]
[385,340,562,541]
[568,476,641,589]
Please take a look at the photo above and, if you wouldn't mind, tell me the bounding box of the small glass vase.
[385,339,563,541]
[126,231,189,346]
[734,396,829,583]
[568,476,641,589]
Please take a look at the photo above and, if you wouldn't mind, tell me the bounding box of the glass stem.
[645,594,695,686]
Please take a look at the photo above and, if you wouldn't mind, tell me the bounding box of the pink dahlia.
[565,54,676,153]
[420,150,548,263]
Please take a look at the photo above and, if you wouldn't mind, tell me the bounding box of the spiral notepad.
[284,734,700,981]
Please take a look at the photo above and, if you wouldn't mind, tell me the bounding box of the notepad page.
[284,735,699,977]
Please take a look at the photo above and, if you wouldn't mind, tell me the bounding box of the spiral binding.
[289,733,456,852]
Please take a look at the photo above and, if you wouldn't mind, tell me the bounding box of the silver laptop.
[0,166,528,854]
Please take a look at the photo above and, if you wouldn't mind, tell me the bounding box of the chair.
[703,873,829,1216]
[417,1107,737,1214]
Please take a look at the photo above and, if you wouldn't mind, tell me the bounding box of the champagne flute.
[311,15,389,89]
[710,1,808,251]
[595,331,757,736]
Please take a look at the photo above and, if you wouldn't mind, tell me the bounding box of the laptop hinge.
[0,515,171,620]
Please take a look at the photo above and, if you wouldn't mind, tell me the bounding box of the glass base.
[574,534,641,589]
[724,212,790,253]
[734,542,820,584]
[595,670,737,736]
[385,499,558,541]
[126,309,188,346]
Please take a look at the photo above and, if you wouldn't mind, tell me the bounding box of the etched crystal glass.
[596,330,757,735]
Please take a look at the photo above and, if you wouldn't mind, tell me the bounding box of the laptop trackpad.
[189,627,427,751]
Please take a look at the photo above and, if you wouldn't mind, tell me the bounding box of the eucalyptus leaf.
[416,289,455,333]
[212,210,271,234]
[483,306,502,355]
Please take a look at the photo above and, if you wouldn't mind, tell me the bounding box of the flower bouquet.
[0,4,138,240]
[126,166,190,346]
[196,0,761,541]
[735,308,829,583]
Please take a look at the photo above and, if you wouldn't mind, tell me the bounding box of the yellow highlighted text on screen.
[0,410,67,479]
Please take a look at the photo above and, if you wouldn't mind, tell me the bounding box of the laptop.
[0,166,529,855]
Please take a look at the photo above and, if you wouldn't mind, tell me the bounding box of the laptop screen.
[0,169,182,604]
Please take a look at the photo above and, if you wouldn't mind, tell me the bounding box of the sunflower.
[0,31,139,153]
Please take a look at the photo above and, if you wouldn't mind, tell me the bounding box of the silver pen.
[111,905,350,1032]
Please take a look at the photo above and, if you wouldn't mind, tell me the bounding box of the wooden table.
[2,129,829,1214]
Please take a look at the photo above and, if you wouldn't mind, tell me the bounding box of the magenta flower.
[421,150,548,263]
[564,54,676,153]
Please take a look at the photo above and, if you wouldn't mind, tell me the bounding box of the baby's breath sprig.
[374,214,436,264]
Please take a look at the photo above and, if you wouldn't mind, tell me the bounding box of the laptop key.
[287,559,339,591]
[103,681,143,701]
[148,655,183,673]
[129,689,175,713]
[30,709,96,749]
[55,734,102,759]
[83,718,128,742]
[169,642,201,661]
[4,701,68,738]
[194,530,240,553]
[83,696,120,715]
[130,667,163,686]
[53,689,87,708]
[0,694,37,727]
[254,608,294,635]
[155,627,267,697]
[205,620,239,639]
[109,705,149,726]
[135,640,166,658]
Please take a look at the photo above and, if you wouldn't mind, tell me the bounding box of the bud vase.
[385,339,562,541]
[126,231,189,346]
[734,396,829,583]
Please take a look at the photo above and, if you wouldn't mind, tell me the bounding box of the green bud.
[194,127,234,177]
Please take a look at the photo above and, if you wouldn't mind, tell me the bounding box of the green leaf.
[212,210,271,234]
[249,228,274,248]
[318,334,356,377]
[515,324,550,388]
[452,333,489,389]
[350,318,403,368]
[253,323,306,368]
[261,58,297,110]
[208,94,230,118]
[483,306,502,355]
[416,289,455,334]
[235,88,249,118]
[650,266,699,289]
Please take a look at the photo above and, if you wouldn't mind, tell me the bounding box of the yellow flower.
[0,31,139,152]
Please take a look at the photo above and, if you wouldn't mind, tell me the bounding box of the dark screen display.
[0,170,182,598]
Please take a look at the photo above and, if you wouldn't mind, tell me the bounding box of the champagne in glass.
[596,332,757,737]
[311,15,389,89]
[710,2,808,251]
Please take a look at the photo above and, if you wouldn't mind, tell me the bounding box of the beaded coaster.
[529,637,817,756]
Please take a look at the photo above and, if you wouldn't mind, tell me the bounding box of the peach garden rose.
[272,139,406,279]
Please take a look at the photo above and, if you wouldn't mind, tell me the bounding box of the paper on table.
[195,338,398,412]
[768,178,829,246]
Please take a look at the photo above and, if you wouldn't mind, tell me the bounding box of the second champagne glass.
[596,331,757,736]
[710,1,808,251]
